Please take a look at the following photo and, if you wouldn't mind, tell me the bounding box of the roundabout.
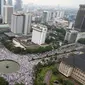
[0,60,20,74]
[0,47,40,85]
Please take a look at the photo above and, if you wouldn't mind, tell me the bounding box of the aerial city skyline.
[0,0,85,85]
[12,0,85,8]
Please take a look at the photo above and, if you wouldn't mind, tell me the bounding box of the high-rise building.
[56,10,65,18]
[0,0,4,16]
[41,11,54,23]
[11,13,32,34]
[11,13,24,34]
[64,30,78,43]
[41,11,49,23]
[4,0,6,5]
[7,0,12,6]
[41,10,65,24]
[3,5,13,24]
[32,24,47,45]
[75,5,85,32]
[24,13,32,35]
[14,0,22,11]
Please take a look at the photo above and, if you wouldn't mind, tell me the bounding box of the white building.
[65,30,78,43]
[32,24,47,45]
[68,22,74,29]
[11,13,24,34]
[11,13,32,35]
[54,18,68,27]
[24,13,32,35]
[41,10,65,24]
[56,10,64,19]
[3,5,13,24]
[0,0,5,16]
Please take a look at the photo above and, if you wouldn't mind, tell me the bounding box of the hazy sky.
[14,0,85,8]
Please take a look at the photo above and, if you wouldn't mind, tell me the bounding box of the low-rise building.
[0,24,10,33]
[53,18,68,28]
[59,51,85,85]
[4,32,16,39]
[12,34,40,48]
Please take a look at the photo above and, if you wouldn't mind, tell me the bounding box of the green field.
[34,63,83,85]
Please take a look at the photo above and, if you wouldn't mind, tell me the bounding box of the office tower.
[42,10,65,24]
[41,11,48,23]
[4,0,6,5]
[75,5,85,32]
[56,11,64,18]
[14,0,22,11]
[24,13,32,35]
[11,13,32,34]
[11,13,24,34]
[0,0,4,16]
[64,30,78,43]
[41,11,51,23]
[7,0,12,6]
[32,24,47,45]
[52,10,64,19]
[3,5,13,24]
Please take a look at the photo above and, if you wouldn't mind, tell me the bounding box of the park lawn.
[50,74,58,85]
[36,65,55,85]
[35,64,81,85]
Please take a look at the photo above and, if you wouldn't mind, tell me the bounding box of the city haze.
[13,0,85,8]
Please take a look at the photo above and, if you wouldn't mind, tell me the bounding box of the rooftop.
[80,4,85,8]
[63,49,85,72]
[4,32,16,37]
[0,24,9,28]
[32,24,47,31]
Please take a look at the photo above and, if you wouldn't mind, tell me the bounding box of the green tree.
[78,38,85,44]
[57,77,63,84]
[63,80,74,85]
[0,77,9,85]
[52,67,59,75]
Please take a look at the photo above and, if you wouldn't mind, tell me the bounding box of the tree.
[0,77,9,85]
[14,0,22,11]
[63,80,74,85]
[52,67,59,75]
[55,28,66,36]
[64,40,68,44]
[57,77,63,84]
[77,38,85,44]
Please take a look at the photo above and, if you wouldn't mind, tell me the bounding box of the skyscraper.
[14,0,22,11]
[11,13,24,34]
[0,0,4,16]
[7,0,12,6]
[11,13,32,34]
[75,5,85,32]
[3,6,13,24]
[24,13,32,35]
[41,11,53,23]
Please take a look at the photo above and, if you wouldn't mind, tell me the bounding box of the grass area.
[34,63,82,85]
[36,65,54,85]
